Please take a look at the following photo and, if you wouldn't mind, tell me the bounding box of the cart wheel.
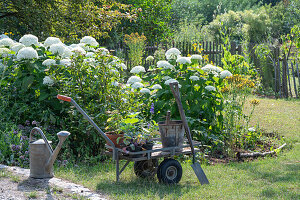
[134,159,158,178]
[157,159,182,184]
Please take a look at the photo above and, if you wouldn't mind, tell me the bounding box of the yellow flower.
[221,87,229,93]
[250,99,260,105]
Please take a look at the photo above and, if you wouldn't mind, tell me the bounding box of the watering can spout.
[45,131,70,173]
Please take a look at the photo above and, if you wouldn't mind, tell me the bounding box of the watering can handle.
[57,94,72,102]
[30,127,53,153]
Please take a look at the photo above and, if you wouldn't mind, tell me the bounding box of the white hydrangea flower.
[80,36,99,46]
[0,34,9,40]
[189,76,199,81]
[62,47,73,58]
[111,81,119,87]
[79,43,95,51]
[72,46,86,55]
[42,59,56,67]
[60,58,71,66]
[120,63,127,70]
[151,84,162,90]
[37,43,44,47]
[248,127,256,132]
[43,76,54,86]
[11,43,25,53]
[202,64,221,73]
[130,66,146,73]
[205,85,216,91]
[84,58,96,65]
[165,48,181,60]
[146,55,154,62]
[127,76,142,84]
[16,47,38,60]
[19,34,39,46]
[157,60,174,69]
[176,57,192,64]
[0,48,11,57]
[162,76,171,80]
[44,37,62,47]
[164,79,178,85]
[140,88,151,94]
[49,43,65,56]
[191,54,202,60]
[86,52,95,57]
[220,70,233,79]
[69,44,78,48]
[131,82,144,89]
[110,68,119,75]
[0,38,15,47]
[96,47,109,56]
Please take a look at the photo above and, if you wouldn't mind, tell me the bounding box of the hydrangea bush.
[0,34,138,158]
[124,48,234,143]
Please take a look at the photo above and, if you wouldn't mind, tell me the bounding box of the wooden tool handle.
[166,111,171,125]
[169,82,195,157]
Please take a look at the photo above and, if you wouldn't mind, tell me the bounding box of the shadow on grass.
[95,176,198,199]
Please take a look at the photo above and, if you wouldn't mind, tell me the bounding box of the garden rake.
[169,82,209,185]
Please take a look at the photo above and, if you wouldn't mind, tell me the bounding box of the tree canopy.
[0,0,135,42]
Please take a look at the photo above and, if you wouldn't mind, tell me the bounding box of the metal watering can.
[29,127,70,178]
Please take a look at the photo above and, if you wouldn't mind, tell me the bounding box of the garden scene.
[0,0,299,199]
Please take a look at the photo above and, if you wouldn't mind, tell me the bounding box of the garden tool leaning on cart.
[169,82,209,185]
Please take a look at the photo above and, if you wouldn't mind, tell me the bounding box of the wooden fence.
[274,59,299,98]
[112,41,242,68]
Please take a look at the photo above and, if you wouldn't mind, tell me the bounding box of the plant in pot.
[104,110,124,148]
[140,120,159,150]
[118,113,157,157]
[120,123,144,158]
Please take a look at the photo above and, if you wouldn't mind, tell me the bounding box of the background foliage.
[0,0,134,42]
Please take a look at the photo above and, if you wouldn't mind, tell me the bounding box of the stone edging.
[0,164,107,200]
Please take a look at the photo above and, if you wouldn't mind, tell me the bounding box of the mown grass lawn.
[55,97,300,200]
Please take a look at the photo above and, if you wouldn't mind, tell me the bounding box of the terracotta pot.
[105,132,124,149]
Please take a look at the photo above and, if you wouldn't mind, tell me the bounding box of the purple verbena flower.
[32,120,37,125]
[13,130,18,135]
[20,135,28,141]
[11,144,21,152]
[150,103,154,114]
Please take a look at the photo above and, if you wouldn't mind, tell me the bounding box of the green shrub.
[205,7,271,43]
[0,34,136,159]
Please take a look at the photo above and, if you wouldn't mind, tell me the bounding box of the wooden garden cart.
[57,94,206,184]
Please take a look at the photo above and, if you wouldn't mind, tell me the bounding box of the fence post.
[282,55,289,98]
[291,62,298,98]
[286,62,293,97]
[237,44,242,55]
[230,42,236,55]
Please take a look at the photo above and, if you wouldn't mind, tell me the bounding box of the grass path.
[55,97,300,200]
